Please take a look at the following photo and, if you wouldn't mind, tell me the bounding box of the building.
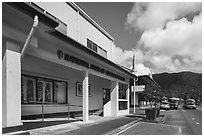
[2,2,138,128]
[121,62,160,107]
[130,70,161,107]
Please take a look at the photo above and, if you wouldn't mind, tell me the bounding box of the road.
[165,107,202,135]
[119,106,202,135]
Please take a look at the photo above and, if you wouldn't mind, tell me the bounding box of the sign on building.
[131,85,145,92]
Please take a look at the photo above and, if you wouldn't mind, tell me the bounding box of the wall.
[35,2,78,40]
[35,2,112,60]
[21,55,110,115]
[78,13,112,59]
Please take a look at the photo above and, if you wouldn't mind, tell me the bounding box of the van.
[183,99,196,109]
[169,98,179,109]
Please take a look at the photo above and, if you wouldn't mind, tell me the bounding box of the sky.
[76,2,202,74]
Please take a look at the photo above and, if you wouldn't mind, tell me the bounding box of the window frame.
[119,83,128,100]
[87,39,101,53]
[21,74,68,105]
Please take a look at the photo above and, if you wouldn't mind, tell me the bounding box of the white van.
[184,99,196,109]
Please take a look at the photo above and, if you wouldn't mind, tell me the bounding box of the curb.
[105,114,167,135]
[105,118,141,135]
[4,131,30,135]
[142,114,167,124]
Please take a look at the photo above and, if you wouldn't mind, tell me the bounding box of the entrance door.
[103,88,111,117]
[103,88,110,105]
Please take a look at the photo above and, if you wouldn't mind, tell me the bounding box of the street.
[119,106,202,135]
[165,107,202,135]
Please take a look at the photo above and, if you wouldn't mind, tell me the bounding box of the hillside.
[153,71,202,102]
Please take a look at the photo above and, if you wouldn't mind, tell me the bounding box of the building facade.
[2,2,137,128]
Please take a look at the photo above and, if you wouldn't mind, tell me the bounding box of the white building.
[2,2,137,128]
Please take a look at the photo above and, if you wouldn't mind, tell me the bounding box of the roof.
[139,75,160,88]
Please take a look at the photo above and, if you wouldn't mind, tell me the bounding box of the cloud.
[125,2,202,31]
[112,2,202,74]
[138,12,202,73]
[112,44,151,72]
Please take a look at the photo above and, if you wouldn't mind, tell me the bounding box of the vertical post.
[83,71,89,122]
[111,81,119,117]
[133,79,136,114]
[127,84,130,114]
[68,103,70,120]
[41,87,44,122]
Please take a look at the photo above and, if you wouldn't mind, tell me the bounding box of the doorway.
[102,88,111,117]
[103,88,110,105]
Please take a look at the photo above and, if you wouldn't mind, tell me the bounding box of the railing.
[22,101,83,122]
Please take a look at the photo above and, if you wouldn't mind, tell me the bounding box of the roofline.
[67,2,114,41]
[119,65,160,88]
[6,2,59,28]
[139,75,160,88]
[50,30,137,79]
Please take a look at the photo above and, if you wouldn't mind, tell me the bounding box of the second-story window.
[87,39,97,52]
[87,39,93,50]
[87,39,107,58]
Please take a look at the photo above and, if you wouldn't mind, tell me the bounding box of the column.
[133,79,136,113]
[111,80,118,117]
[127,84,130,114]
[2,41,22,127]
[82,71,89,122]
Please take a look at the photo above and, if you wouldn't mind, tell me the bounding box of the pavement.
[4,115,140,135]
[119,122,183,135]
[3,106,169,135]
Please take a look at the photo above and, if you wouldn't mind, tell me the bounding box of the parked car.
[160,101,170,110]
[169,98,179,109]
[183,99,196,109]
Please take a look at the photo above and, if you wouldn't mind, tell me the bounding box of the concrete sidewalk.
[4,107,166,135]
[4,115,140,135]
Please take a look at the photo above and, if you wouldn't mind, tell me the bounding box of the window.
[21,75,67,104]
[76,82,91,97]
[118,83,128,110]
[119,83,128,99]
[87,39,97,52]
[87,39,92,49]
[92,43,97,52]
[37,79,53,103]
[98,46,107,58]
[87,39,107,58]
[21,76,36,104]
[119,101,128,110]
[54,81,67,104]
[87,39,97,53]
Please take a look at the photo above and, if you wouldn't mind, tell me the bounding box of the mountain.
[153,71,202,102]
